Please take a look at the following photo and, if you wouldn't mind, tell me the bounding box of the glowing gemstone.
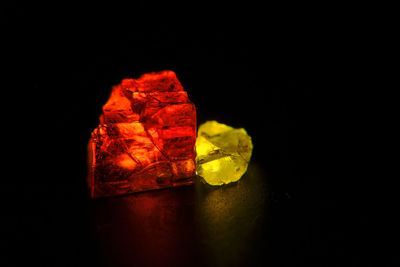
[88,70,196,198]
[195,121,253,185]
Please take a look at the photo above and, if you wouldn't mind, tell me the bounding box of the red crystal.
[88,71,196,198]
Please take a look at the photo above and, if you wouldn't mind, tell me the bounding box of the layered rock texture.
[88,71,196,198]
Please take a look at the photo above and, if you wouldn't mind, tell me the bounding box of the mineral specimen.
[88,71,196,198]
[195,121,253,185]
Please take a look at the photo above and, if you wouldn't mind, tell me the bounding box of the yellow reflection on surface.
[195,162,268,265]
[90,162,268,266]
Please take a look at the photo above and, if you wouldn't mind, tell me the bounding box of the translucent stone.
[195,121,253,185]
[88,71,196,198]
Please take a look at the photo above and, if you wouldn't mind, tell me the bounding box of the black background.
[2,3,394,267]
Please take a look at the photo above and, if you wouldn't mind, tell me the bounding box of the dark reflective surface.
[90,163,268,266]
[7,7,387,266]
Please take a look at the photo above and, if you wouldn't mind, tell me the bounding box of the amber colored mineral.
[88,71,196,198]
[195,121,253,185]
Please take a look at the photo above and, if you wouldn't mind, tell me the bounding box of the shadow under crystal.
[89,162,268,266]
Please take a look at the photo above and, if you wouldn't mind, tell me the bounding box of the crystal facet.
[195,121,253,185]
[88,71,196,198]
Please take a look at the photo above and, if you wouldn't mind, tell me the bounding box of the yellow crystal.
[195,121,253,185]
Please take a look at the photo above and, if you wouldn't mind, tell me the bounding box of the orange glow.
[88,71,196,198]
[116,153,137,170]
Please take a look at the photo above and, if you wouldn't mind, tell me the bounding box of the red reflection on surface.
[91,187,198,266]
[88,71,196,198]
